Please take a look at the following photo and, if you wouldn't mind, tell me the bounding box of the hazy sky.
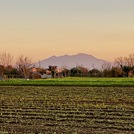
[0,0,134,62]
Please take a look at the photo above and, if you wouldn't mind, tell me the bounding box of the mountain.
[35,53,110,70]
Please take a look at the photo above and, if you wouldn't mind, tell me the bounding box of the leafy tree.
[110,67,123,77]
[89,69,101,77]
[62,68,70,77]
[70,67,81,77]
[70,66,88,77]
[48,66,57,78]
[0,65,5,79]
[122,66,132,77]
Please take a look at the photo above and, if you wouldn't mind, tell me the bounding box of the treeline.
[1,52,134,79]
[0,52,32,79]
[70,54,134,77]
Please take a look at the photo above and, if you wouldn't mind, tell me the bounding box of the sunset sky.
[0,0,134,62]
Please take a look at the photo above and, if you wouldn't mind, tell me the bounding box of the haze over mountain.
[35,53,110,70]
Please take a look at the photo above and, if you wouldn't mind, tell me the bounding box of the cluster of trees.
[0,52,32,79]
[1,52,134,79]
[64,54,134,77]
[114,54,134,77]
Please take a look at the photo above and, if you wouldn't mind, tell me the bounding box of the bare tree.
[114,56,125,68]
[101,63,112,71]
[114,54,134,68]
[16,55,32,79]
[126,54,134,66]
[114,54,134,77]
[0,52,14,67]
[101,63,112,77]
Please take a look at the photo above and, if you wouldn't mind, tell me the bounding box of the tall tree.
[0,52,14,67]
[114,54,134,77]
[114,54,134,68]
[16,55,32,79]
[125,54,134,66]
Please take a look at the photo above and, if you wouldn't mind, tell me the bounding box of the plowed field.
[0,86,134,133]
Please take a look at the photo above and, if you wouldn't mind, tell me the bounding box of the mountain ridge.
[35,53,110,70]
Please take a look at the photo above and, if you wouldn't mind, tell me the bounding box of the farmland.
[0,80,134,133]
[1,77,134,86]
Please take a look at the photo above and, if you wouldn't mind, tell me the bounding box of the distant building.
[30,66,67,79]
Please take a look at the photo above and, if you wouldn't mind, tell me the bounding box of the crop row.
[0,86,134,133]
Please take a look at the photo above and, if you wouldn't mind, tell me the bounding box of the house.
[30,66,67,79]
